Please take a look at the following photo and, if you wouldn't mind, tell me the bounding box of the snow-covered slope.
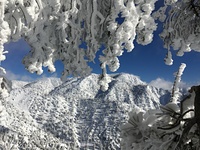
[1,73,170,149]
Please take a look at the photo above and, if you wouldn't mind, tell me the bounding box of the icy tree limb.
[170,63,186,104]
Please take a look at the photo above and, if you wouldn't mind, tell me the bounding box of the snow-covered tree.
[0,0,199,91]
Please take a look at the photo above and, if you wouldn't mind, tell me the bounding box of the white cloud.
[4,70,35,81]
[149,77,191,91]
[41,73,58,79]
[3,70,59,82]
[178,81,190,90]
[149,78,173,91]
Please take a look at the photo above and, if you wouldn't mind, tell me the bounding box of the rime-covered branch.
[0,0,159,88]
[170,63,186,103]
[156,0,200,64]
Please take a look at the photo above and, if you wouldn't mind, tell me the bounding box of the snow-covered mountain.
[1,73,170,149]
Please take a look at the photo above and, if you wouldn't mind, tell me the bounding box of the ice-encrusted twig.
[170,63,186,104]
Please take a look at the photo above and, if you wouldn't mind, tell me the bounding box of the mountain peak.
[2,73,170,149]
[111,73,145,85]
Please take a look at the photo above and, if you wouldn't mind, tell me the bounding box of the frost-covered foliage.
[155,0,200,65]
[121,101,198,150]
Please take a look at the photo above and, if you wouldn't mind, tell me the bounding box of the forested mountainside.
[0,73,170,149]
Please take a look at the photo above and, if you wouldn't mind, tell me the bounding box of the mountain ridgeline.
[1,73,170,149]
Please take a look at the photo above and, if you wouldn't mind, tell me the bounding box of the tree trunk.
[194,86,200,129]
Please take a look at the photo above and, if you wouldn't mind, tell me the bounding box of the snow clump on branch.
[155,0,200,65]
